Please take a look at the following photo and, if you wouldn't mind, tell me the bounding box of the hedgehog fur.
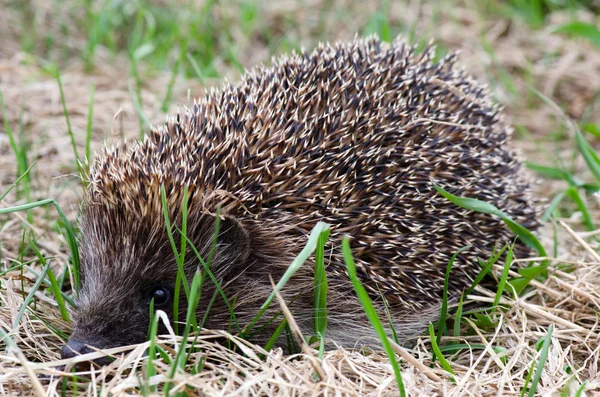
[63,36,538,361]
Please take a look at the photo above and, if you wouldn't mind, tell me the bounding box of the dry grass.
[1,0,599,395]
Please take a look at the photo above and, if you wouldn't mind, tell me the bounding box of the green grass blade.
[263,319,288,352]
[541,191,565,222]
[575,131,600,185]
[127,81,150,139]
[342,238,406,397]
[85,83,94,166]
[378,285,399,344]
[574,381,588,397]
[565,186,595,231]
[0,89,30,199]
[160,185,190,334]
[525,162,569,180]
[0,89,17,154]
[162,46,184,112]
[428,323,456,378]
[493,243,515,309]
[54,66,83,179]
[438,343,494,353]
[186,52,207,84]
[364,11,392,42]
[526,324,554,397]
[0,162,36,202]
[243,222,330,336]
[179,229,240,333]
[552,22,600,47]
[23,263,75,308]
[164,270,204,397]
[0,199,80,288]
[438,246,470,345]
[465,244,507,296]
[452,293,464,338]
[30,238,70,322]
[128,40,147,139]
[204,207,221,276]
[583,123,600,137]
[433,184,547,259]
[145,303,159,394]
[179,186,190,271]
[313,228,330,339]
[0,325,20,353]
[14,261,50,328]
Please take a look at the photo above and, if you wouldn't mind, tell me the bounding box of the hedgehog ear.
[215,215,251,264]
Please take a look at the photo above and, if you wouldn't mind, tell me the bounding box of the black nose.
[61,340,115,367]
[61,340,93,359]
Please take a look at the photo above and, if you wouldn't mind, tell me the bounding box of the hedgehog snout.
[61,320,148,366]
[61,339,114,367]
[61,339,91,359]
[62,291,152,366]
[61,331,117,367]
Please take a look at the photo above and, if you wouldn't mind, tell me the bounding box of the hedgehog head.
[62,142,252,361]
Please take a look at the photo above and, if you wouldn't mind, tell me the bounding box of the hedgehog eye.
[151,286,170,306]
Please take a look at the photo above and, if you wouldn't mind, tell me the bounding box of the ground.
[0,0,599,396]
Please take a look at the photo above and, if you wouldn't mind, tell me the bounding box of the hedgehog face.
[62,275,172,365]
[62,208,251,364]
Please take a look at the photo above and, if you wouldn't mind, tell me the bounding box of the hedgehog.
[61,37,538,362]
